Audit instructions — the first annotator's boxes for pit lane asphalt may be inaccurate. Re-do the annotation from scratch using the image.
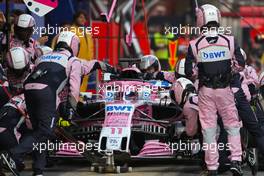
[3,159,264,176]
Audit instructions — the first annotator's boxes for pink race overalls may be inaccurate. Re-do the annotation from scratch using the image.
[185,31,244,170]
[10,49,82,173]
[58,59,115,118]
[0,94,31,150]
[240,65,259,102]
[6,68,31,96]
[58,59,114,104]
[155,71,199,137]
[7,37,38,96]
[182,94,199,137]
[151,71,199,137]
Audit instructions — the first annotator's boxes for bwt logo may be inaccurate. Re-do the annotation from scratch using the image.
[41,55,62,60]
[106,105,133,112]
[202,51,225,59]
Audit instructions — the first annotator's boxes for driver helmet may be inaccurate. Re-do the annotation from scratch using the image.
[140,55,161,73]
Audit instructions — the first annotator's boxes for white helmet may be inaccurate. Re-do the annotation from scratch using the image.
[7,47,30,70]
[175,58,186,76]
[259,71,264,98]
[259,71,264,87]
[172,77,195,106]
[15,14,36,28]
[140,55,161,72]
[14,14,35,41]
[240,48,247,61]
[35,46,53,57]
[56,31,80,57]
[196,4,221,28]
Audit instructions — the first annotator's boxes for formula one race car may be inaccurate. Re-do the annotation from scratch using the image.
[49,59,202,173]
[49,59,262,174]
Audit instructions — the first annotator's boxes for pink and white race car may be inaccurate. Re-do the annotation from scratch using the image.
[50,60,201,173]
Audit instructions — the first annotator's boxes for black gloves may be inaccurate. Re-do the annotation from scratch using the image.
[142,72,165,80]
[58,101,74,120]
[155,72,165,80]
[143,73,154,80]
[104,63,120,75]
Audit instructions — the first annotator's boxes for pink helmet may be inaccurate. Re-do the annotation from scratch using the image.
[7,47,30,70]
[56,31,80,57]
[196,4,221,28]
[172,77,195,106]
[140,55,161,72]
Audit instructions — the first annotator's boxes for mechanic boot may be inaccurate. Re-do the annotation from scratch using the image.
[200,170,217,176]
[0,151,19,176]
[32,169,43,176]
[246,148,258,176]
[0,160,5,176]
[230,161,243,176]
[0,164,6,176]
[33,173,43,176]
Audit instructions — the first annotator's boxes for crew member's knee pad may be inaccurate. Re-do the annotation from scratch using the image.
[224,126,240,137]
[202,127,217,144]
